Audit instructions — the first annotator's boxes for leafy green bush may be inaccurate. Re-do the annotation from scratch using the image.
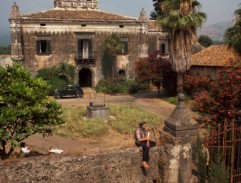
[208,154,229,183]
[36,63,76,95]
[0,63,64,159]
[96,77,149,94]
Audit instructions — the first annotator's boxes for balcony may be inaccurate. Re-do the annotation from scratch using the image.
[75,51,96,65]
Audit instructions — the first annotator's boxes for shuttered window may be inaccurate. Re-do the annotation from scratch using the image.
[36,40,51,54]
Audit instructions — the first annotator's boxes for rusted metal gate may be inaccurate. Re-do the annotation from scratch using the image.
[206,120,241,183]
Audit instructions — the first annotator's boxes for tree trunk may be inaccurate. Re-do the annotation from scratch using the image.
[177,72,183,94]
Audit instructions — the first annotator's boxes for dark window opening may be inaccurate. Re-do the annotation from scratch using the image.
[160,43,165,54]
[40,23,46,26]
[36,40,51,54]
[119,70,125,76]
[81,24,87,27]
[119,25,124,28]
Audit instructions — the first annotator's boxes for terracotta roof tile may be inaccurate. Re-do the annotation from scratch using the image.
[148,20,161,30]
[192,45,241,67]
[22,9,137,21]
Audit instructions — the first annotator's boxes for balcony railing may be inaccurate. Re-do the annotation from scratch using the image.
[75,51,96,65]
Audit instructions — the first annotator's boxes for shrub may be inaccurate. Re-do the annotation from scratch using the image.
[0,63,64,159]
[36,63,76,95]
[183,74,211,97]
[208,154,229,183]
[192,67,241,130]
[95,77,149,94]
[135,51,177,95]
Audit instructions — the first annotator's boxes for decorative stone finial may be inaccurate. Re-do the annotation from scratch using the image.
[138,8,148,22]
[9,2,21,20]
[164,93,199,137]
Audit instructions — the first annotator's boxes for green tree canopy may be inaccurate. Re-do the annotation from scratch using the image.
[0,63,64,159]
[150,0,164,20]
[224,4,241,55]
[157,0,206,93]
[198,35,213,47]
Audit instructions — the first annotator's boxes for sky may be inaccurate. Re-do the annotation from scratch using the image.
[0,0,240,32]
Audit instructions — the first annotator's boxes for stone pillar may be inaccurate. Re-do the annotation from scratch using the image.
[138,8,148,58]
[159,93,199,183]
[9,2,23,61]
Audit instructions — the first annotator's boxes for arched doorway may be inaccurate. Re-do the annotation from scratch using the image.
[79,68,92,87]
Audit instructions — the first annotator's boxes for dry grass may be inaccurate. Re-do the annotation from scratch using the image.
[54,105,163,138]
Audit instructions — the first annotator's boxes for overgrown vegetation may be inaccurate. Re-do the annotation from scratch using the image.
[0,45,11,55]
[183,74,211,97]
[36,63,76,95]
[95,77,150,94]
[55,106,108,138]
[192,67,241,130]
[208,154,230,183]
[135,51,177,96]
[0,63,64,159]
[109,105,161,134]
[54,105,162,138]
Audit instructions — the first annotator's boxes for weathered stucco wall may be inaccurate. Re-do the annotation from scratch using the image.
[0,147,160,183]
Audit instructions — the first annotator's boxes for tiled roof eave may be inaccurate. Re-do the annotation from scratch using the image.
[21,17,138,24]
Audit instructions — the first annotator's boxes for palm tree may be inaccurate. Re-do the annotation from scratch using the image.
[157,0,206,93]
[103,34,123,79]
[224,4,241,55]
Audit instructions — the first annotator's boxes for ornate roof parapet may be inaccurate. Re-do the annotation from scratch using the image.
[138,8,148,22]
[54,0,99,10]
[9,2,21,20]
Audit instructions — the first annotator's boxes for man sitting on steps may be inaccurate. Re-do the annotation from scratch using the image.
[135,121,156,169]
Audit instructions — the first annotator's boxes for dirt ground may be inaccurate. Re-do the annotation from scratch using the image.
[22,91,176,156]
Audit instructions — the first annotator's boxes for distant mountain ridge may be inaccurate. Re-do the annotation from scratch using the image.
[0,32,10,46]
[197,20,233,41]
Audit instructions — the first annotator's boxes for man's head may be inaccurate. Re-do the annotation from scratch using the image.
[139,121,147,129]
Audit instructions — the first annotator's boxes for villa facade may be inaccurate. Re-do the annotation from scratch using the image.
[9,0,168,87]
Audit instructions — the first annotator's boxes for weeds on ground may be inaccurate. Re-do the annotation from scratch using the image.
[54,106,108,138]
[164,95,191,105]
[54,105,162,138]
[109,105,162,134]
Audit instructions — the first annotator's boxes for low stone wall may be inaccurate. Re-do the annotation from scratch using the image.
[0,147,160,183]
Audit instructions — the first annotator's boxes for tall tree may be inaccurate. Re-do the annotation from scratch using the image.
[103,34,123,78]
[0,63,64,159]
[150,0,164,20]
[198,35,213,47]
[224,4,241,55]
[157,0,206,93]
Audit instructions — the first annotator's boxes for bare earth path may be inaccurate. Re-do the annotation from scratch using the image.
[23,92,176,156]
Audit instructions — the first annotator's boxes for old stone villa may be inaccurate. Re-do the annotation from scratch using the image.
[9,0,168,87]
